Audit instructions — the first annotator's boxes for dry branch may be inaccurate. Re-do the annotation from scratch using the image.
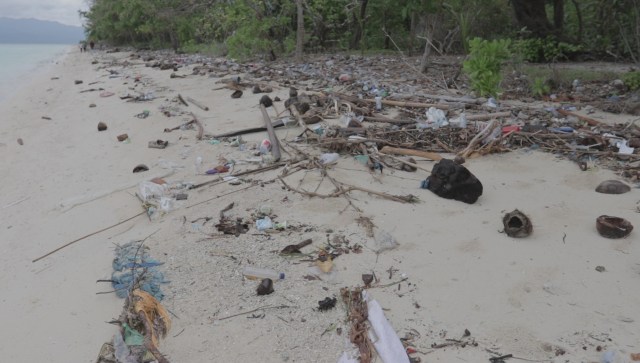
[190,112,204,140]
[278,176,417,203]
[370,98,450,109]
[363,116,415,124]
[186,96,209,111]
[32,211,146,263]
[380,146,443,160]
[458,120,498,158]
[466,112,512,120]
[557,109,602,126]
[177,93,188,106]
[377,152,432,173]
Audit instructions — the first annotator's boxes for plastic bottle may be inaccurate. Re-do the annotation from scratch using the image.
[194,156,203,175]
[243,266,285,280]
[375,96,382,111]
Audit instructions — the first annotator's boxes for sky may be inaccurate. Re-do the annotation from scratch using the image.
[0,0,88,27]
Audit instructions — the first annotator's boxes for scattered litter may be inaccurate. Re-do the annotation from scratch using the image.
[320,153,340,165]
[425,107,448,128]
[97,122,107,131]
[110,241,167,300]
[364,291,411,363]
[318,297,337,311]
[280,238,312,254]
[243,265,285,280]
[205,165,229,174]
[135,110,150,118]
[148,140,168,149]
[316,254,334,273]
[256,216,273,231]
[117,133,129,142]
[372,229,398,253]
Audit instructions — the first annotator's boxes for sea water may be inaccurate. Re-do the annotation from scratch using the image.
[0,44,71,101]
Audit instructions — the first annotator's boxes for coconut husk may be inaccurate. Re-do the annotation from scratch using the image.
[132,289,171,348]
[503,209,533,238]
[595,180,631,194]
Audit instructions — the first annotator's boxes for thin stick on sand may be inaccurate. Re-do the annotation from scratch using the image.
[32,211,146,263]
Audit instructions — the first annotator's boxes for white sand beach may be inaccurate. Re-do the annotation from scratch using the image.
[0,48,638,363]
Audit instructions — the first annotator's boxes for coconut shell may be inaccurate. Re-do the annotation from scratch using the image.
[259,95,273,107]
[231,90,243,99]
[595,180,631,194]
[596,215,633,238]
[132,164,149,173]
[503,209,533,238]
[257,278,274,295]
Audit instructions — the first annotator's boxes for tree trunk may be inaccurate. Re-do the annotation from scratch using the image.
[553,0,564,36]
[295,0,304,61]
[571,0,583,43]
[351,0,369,49]
[510,0,553,38]
[419,18,434,73]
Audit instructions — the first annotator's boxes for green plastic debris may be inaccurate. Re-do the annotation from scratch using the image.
[123,323,144,346]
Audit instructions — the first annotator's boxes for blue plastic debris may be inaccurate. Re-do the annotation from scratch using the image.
[111,241,168,300]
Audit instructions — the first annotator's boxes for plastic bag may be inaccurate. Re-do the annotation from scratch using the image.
[256,216,273,231]
[372,229,398,252]
[320,153,340,165]
[426,107,448,128]
[138,181,166,202]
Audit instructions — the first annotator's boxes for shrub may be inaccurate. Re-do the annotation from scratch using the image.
[463,37,512,97]
[623,72,640,90]
[530,77,551,97]
[512,37,582,63]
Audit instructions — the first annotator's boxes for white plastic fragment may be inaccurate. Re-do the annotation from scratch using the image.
[364,291,410,363]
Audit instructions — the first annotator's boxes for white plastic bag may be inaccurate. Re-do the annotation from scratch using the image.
[320,153,340,165]
[426,107,448,128]
[138,181,166,202]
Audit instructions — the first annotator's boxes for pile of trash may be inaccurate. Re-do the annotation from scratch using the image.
[111,241,167,300]
[96,242,171,363]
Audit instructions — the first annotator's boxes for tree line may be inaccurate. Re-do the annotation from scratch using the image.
[81,0,640,63]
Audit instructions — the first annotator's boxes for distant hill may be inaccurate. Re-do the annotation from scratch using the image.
[0,17,84,44]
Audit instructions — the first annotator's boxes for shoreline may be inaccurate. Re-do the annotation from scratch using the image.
[0,44,74,102]
[0,48,638,362]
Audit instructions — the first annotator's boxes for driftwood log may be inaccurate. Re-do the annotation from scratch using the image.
[259,104,282,161]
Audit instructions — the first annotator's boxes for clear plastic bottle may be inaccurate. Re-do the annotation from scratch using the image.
[243,266,285,281]
[194,156,203,175]
[375,96,382,111]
